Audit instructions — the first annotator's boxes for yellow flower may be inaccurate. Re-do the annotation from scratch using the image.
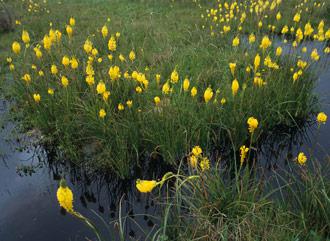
[108,36,117,51]
[221,97,226,105]
[247,117,258,133]
[189,155,198,168]
[61,76,69,88]
[254,54,260,72]
[99,108,106,118]
[311,49,319,61]
[66,25,73,38]
[34,47,42,59]
[204,87,213,103]
[260,36,272,50]
[302,47,307,53]
[293,13,301,23]
[232,36,240,47]
[86,75,95,86]
[83,39,93,54]
[103,91,110,101]
[70,57,78,69]
[92,48,98,56]
[22,74,31,84]
[69,17,75,26]
[116,32,121,38]
[171,69,179,83]
[33,93,41,103]
[136,86,142,93]
[43,35,52,51]
[276,12,281,21]
[118,103,125,111]
[183,77,190,92]
[12,41,21,54]
[275,47,282,56]
[240,145,249,166]
[317,112,327,124]
[162,82,171,94]
[297,152,307,165]
[192,146,202,156]
[248,33,256,44]
[281,25,289,34]
[129,51,136,61]
[229,63,236,76]
[96,81,106,94]
[101,25,108,38]
[200,157,210,171]
[191,86,197,97]
[62,56,70,67]
[22,30,30,44]
[126,100,133,108]
[57,179,74,212]
[231,79,239,96]
[155,74,161,84]
[136,180,158,193]
[154,96,161,106]
[48,88,54,95]
[304,22,314,36]
[108,66,120,81]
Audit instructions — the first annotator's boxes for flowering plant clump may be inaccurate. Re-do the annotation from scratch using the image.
[4,0,329,177]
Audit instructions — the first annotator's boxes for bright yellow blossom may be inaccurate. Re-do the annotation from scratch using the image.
[136,180,158,193]
[56,180,74,212]
[33,93,41,103]
[204,87,213,103]
[297,152,307,165]
[317,112,327,124]
[232,79,239,96]
[61,76,69,88]
[12,41,21,54]
[247,117,258,133]
[99,109,106,118]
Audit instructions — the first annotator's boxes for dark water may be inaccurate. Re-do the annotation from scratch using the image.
[0,101,163,241]
[0,40,329,241]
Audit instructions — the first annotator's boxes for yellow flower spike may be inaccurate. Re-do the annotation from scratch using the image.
[22,30,30,44]
[229,62,236,76]
[126,100,133,108]
[171,69,179,83]
[129,51,136,61]
[247,117,258,133]
[96,81,106,94]
[22,74,31,84]
[240,145,249,166]
[204,87,213,103]
[311,49,320,61]
[70,57,78,69]
[297,152,307,166]
[317,112,327,124]
[248,33,255,44]
[33,93,41,103]
[192,145,202,156]
[101,25,108,38]
[154,96,161,106]
[86,75,95,86]
[260,36,272,50]
[108,66,120,81]
[62,56,70,67]
[162,82,171,94]
[118,103,125,111]
[61,76,69,88]
[136,179,158,193]
[232,36,240,47]
[102,91,110,101]
[99,109,106,118]
[199,157,210,171]
[108,36,117,51]
[66,25,73,38]
[48,88,54,95]
[191,86,197,97]
[69,17,75,26]
[83,39,93,54]
[293,13,301,23]
[183,77,190,92]
[254,54,260,72]
[189,155,198,168]
[231,79,239,96]
[56,179,74,213]
[275,47,282,56]
[12,41,21,54]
